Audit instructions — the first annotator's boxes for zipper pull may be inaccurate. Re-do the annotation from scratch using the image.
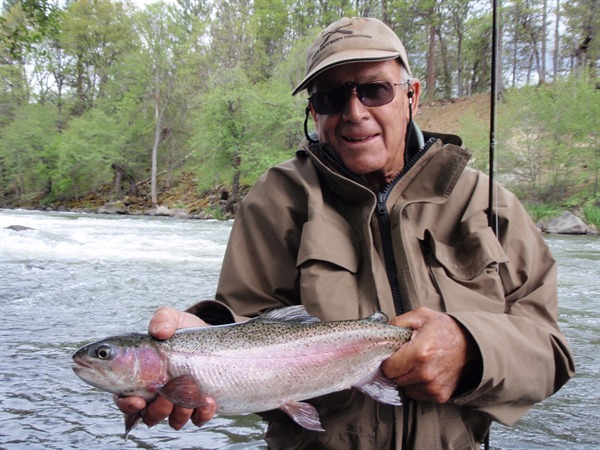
[376,192,387,216]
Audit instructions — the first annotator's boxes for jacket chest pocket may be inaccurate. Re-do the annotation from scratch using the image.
[296,220,361,320]
[421,228,509,313]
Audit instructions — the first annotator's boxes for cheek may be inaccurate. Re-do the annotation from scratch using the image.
[315,116,337,139]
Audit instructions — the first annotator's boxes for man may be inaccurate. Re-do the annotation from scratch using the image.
[117,17,574,449]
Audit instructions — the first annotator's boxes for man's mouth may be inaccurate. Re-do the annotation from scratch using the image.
[343,134,377,142]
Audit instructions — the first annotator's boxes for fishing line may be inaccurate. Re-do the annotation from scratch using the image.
[484,1,501,449]
[488,0,500,238]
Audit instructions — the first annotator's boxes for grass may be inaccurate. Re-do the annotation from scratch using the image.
[583,203,600,229]
[525,204,563,224]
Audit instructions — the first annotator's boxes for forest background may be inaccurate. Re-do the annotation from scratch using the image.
[1,0,598,224]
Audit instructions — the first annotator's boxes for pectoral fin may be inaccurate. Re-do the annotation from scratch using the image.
[157,375,208,409]
[279,400,324,431]
[354,368,402,406]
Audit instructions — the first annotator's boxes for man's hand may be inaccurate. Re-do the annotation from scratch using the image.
[381,307,479,403]
[115,306,217,430]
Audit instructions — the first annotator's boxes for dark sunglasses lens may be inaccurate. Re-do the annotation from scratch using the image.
[358,82,395,107]
[311,87,348,114]
[311,82,396,114]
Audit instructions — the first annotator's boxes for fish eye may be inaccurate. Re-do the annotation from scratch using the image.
[95,344,114,360]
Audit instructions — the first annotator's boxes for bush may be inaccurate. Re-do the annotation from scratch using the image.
[583,203,600,229]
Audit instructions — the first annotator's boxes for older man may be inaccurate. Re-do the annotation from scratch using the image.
[117,17,574,449]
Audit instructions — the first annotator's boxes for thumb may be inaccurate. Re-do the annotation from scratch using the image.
[149,306,207,340]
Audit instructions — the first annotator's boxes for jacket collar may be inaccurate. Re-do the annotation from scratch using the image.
[296,131,470,206]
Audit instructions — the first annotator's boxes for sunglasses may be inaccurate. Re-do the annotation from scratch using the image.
[309,81,406,115]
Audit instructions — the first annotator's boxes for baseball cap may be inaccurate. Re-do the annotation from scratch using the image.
[292,17,411,96]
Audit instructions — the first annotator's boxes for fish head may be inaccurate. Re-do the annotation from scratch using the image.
[72,334,167,400]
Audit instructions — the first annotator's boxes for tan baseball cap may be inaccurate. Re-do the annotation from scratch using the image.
[292,17,411,96]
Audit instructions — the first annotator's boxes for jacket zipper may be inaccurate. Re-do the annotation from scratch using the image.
[375,138,436,315]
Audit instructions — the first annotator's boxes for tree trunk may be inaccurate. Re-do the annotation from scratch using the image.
[426,20,436,99]
[151,94,162,207]
[540,0,547,83]
[227,151,241,214]
[553,0,560,80]
[111,163,139,197]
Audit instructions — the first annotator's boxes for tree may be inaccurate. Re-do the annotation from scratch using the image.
[562,0,599,75]
[60,0,135,115]
[0,103,59,198]
[443,0,475,97]
[135,3,186,207]
[53,108,124,199]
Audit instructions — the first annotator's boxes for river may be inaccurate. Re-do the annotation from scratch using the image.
[0,209,598,450]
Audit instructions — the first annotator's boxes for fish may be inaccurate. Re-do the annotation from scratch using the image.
[72,305,412,435]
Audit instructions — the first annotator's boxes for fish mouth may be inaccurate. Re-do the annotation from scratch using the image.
[73,359,91,369]
[72,358,93,375]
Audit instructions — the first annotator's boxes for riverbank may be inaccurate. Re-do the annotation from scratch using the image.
[2,176,597,235]
[2,94,597,232]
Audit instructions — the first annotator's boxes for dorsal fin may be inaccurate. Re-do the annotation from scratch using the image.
[250,305,321,325]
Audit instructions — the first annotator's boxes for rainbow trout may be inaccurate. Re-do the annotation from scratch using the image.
[72,305,412,434]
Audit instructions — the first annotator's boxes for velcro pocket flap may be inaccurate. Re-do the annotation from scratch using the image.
[297,220,359,273]
[428,228,509,280]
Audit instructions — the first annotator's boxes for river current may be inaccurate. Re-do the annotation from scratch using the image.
[0,209,598,449]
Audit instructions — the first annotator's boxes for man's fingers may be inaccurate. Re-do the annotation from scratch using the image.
[168,406,195,430]
[114,395,146,415]
[191,398,217,427]
[142,396,174,427]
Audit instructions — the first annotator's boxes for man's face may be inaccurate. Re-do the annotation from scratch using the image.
[310,60,420,189]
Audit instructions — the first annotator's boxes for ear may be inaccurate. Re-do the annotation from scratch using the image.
[406,78,422,118]
[308,103,318,125]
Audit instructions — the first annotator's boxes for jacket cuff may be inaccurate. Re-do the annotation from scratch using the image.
[185,300,236,325]
[447,313,484,399]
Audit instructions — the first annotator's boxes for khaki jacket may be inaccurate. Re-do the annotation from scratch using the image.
[192,134,574,449]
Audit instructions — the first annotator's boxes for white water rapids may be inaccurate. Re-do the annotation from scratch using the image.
[0,209,598,449]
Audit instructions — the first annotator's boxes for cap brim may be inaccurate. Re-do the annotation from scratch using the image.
[292,49,402,96]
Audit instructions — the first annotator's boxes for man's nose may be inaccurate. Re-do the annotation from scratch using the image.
[342,90,369,121]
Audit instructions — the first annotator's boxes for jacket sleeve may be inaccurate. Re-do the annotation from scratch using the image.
[448,186,575,426]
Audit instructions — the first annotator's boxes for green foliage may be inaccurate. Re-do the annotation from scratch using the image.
[1,0,598,211]
[204,205,226,220]
[496,74,599,203]
[0,103,60,197]
[524,204,563,223]
[583,203,600,229]
[52,109,125,199]
[190,62,303,193]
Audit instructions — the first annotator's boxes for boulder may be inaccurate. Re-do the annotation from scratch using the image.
[146,205,173,217]
[6,225,35,231]
[545,211,588,234]
[98,200,128,214]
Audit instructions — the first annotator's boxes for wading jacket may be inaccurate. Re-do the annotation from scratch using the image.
[191,131,575,450]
